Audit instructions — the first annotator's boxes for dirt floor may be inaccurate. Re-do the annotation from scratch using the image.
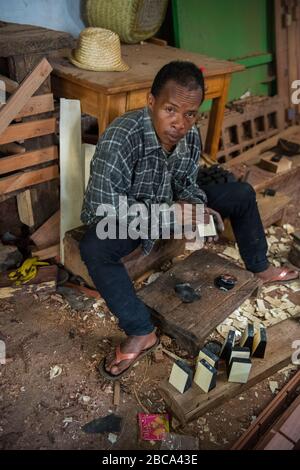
[0,201,299,450]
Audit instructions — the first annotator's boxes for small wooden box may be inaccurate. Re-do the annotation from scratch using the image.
[259,152,292,173]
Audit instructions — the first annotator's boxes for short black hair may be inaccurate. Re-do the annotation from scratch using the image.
[151,61,205,101]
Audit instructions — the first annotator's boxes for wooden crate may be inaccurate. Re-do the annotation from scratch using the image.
[0,58,59,199]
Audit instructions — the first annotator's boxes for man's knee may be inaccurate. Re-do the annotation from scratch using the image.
[79,228,111,264]
[235,182,256,205]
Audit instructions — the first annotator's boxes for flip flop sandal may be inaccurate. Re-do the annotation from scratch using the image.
[98,338,160,381]
[262,267,299,285]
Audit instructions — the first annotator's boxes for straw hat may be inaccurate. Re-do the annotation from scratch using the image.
[70,27,129,72]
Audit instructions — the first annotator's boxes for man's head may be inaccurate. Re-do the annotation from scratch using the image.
[148,61,204,152]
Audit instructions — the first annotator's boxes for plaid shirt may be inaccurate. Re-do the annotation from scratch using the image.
[81,107,207,255]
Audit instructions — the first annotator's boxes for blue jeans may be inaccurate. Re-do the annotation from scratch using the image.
[80,182,268,336]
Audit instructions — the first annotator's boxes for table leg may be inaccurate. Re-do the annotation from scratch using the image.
[97,93,127,136]
[205,74,231,161]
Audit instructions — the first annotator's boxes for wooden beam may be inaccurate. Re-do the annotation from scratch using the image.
[0,117,56,145]
[0,146,58,175]
[17,190,35,227]
[30,210,60,249]
[0,164,59,195]
[0,58,52,136]
[13,93,54,119]
[158,319,300,425]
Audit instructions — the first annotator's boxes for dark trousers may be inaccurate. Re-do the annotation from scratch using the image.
[80,182,268,336]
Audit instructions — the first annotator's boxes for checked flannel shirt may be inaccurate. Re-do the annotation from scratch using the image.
[81,107,207,255]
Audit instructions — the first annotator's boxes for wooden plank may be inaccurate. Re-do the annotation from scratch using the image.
[31,243,60,260]
[59,98,83,264]
[0,164,59,195]
[256,431,294,450]
[232,370,300,449]
[158,319,300,425]
[17,190,35,227]
[0,58,53,136]
[30,210,60,249]
[138,250,260,355]
[0,74,18,94]
[13,94,54,119]
[0,117,56,145]
[0,146,58,175]
[272,393,300,444]
[274,0,289,109]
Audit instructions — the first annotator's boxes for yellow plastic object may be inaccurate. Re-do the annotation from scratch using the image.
[8,257,49,285]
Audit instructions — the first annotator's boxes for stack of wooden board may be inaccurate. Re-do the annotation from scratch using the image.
[0,58,60,259]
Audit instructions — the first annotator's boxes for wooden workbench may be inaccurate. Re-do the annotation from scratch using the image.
[50,42,244,160]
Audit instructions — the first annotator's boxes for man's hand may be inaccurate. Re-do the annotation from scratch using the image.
[176,201,209,226]
[204,206,224,242]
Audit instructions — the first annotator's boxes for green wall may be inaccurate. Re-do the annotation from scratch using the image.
[173,0,274,110]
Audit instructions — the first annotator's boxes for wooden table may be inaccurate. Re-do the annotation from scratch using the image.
[50,43,244,160]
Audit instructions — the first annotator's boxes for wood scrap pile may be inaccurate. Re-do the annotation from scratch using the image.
[216,224,300,338]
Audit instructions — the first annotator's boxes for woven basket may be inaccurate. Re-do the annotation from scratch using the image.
[85,0,168,44]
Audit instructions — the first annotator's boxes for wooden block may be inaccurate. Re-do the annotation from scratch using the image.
[198,215,217,238]
[194,358,217,393]
[259,154,292,173]
[168,360,193,394]
[0,146,58,176]
[14,93,54,119]
[31,243,60,260]
[228,346,250,364]
[252,326,267,358]
[0,117,56,145]
[30,210,60,249]
[220,329,235,361]
[227,357,252,383]
[0,58,52,136]
[197,346,219,368]
[240,323,254,351]
[17,190,35,227]
[113,381,120,407]
[158,319,300,425]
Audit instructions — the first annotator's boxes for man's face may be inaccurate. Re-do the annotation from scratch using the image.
[148,80,203,152]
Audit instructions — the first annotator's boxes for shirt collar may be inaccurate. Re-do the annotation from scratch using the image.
[143,107,188,157]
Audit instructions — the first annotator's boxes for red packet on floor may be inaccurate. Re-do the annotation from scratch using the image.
[138,413,170,441]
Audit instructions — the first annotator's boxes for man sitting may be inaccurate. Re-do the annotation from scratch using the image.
[80,61,298,380]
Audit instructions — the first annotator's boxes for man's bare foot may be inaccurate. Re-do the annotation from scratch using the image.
[105,331,158,376]
[256,265,299,284]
